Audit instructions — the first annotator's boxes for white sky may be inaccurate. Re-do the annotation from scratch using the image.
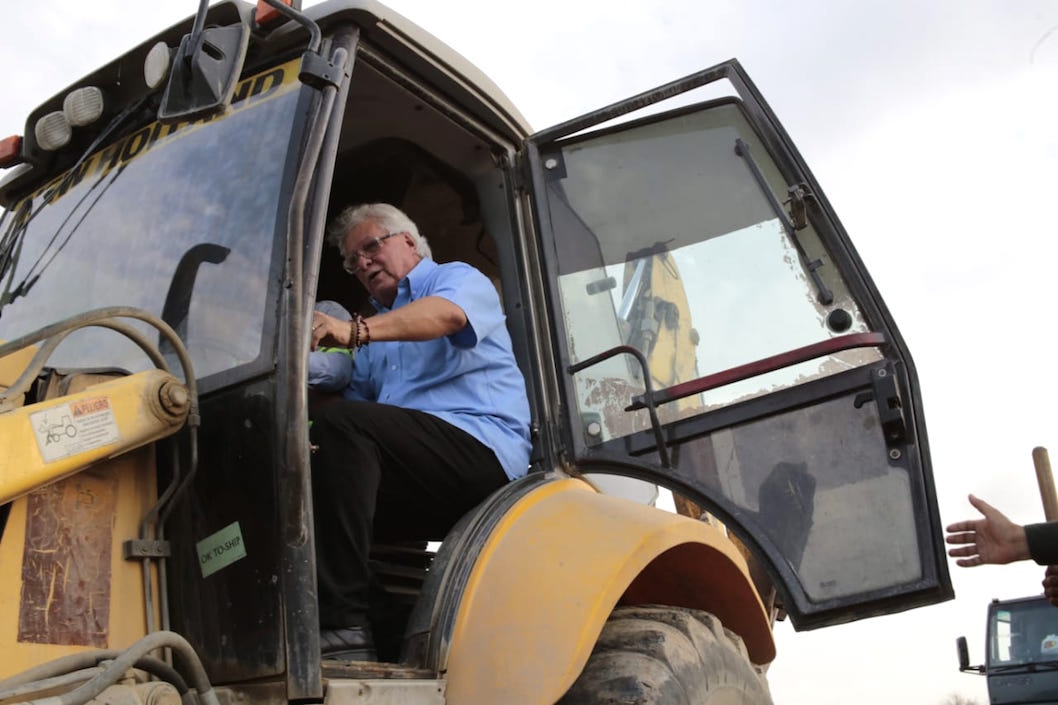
[5,1,1058,703]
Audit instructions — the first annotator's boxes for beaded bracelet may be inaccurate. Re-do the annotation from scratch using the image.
[349,314,370,349]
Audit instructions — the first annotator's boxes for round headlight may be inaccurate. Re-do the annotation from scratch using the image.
[145,42,173,90]
[63,87,105,127]
[35,111,72,151]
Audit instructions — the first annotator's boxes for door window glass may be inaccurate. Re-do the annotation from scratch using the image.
[673,391,922,602]
[542,102,879,443]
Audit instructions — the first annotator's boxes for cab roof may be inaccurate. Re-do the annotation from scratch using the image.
[1,0,532,204]
[305,0,532,141]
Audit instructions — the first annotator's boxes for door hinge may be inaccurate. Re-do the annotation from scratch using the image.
[786,183,816,230]
[512,152,530,194]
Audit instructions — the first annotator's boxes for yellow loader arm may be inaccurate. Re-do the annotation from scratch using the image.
[1,347,191,677]
[0,368,190,505]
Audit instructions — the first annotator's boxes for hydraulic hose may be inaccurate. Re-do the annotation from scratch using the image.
[8,632,213,705]
[0,307,196,410]
[0,655,188,700]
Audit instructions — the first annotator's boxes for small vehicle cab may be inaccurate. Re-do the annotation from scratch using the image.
[0,1,952,703]
[958,595,1058,704]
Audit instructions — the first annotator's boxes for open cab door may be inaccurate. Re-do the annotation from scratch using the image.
[524,60,952,628]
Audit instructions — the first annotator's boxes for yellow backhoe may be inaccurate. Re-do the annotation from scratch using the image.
[0,1,952,703]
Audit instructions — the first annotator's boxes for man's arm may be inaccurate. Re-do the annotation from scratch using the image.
[312,296,467,350]
[945,494,1031,566]
[1026,522,1058,565]
[363,296,467,342]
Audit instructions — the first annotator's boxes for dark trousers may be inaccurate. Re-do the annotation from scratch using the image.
[309,400,508,628]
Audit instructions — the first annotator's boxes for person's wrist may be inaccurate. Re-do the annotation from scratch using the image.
[1013,525,1031,561]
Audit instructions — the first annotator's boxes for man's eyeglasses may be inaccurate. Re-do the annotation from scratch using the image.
[342,232,403,274]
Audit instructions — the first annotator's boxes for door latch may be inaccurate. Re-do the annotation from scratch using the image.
[853,365,910,450]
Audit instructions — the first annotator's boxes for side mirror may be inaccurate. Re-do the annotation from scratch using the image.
[956,636,970,671]
[159,23,250,123]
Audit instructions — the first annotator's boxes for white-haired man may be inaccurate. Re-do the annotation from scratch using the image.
[309,203,532,660]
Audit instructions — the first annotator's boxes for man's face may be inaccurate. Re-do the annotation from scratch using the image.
[342,219,421,307]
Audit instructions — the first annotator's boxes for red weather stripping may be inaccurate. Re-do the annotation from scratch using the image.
[625,331,888,411]
[0,135,23,168]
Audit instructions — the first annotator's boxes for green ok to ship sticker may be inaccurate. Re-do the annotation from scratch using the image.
[196,522,247,577]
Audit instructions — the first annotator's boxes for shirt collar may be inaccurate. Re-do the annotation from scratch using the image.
[369,257,435,312]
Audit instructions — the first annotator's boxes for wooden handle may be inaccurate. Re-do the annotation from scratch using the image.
[1032,446,1058,522]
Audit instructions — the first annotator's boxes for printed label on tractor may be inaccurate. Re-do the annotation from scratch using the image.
[30,397,120,462]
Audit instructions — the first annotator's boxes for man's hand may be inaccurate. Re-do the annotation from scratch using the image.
[945,494,1031,567]
[312,311,351,350]
[1044,565,1058,607]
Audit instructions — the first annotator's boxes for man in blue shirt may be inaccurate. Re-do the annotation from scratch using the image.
[309,203,532,660]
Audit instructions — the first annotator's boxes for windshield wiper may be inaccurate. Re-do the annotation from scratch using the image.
[734,138,833,305]
[0,164,128,315]
[0,205,28,310]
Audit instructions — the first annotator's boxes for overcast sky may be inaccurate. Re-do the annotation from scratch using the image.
[5,1,1058,703]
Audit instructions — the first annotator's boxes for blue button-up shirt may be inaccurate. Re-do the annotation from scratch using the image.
[343,259,532,480]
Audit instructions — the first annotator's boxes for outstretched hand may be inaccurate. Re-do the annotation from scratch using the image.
[945,494,1031,567]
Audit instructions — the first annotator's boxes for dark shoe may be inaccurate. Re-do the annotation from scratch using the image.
[320,625,377,661]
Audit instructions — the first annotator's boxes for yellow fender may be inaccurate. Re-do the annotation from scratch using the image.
[445,477,775,705]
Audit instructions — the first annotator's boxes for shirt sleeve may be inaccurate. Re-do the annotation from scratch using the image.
[1026,522,1058,565]
[308,348,353,391]
[424,263,505,349]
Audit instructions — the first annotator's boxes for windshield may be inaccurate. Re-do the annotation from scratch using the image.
[989,599,1058,668]
[0,59,302,386]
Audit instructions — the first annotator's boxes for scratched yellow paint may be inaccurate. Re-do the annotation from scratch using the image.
[0,447,162,677]
[0,371,177,678]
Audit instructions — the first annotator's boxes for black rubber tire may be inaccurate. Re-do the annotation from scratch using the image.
[557,605,772,705]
